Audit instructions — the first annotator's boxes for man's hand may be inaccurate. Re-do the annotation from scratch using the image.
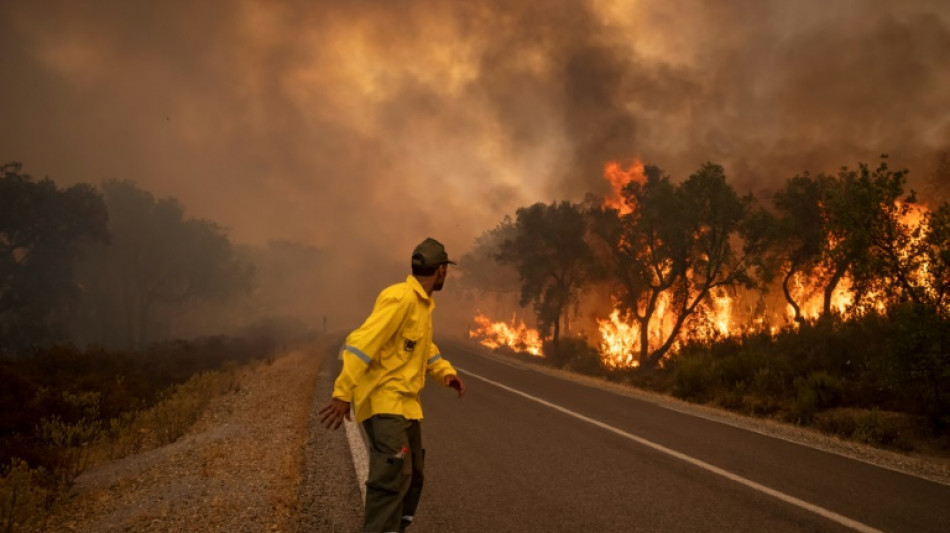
[318,398,351,430]
[444,374,466,398]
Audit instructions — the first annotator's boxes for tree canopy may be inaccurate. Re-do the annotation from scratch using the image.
[498,201,595,351]
[591,163,755,368]
[72,180,253,347]
[0,163,109,352]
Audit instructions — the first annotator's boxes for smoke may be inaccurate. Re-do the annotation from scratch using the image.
[2,0,949,330]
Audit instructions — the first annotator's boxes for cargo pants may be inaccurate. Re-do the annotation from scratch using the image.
[362,414,424,533]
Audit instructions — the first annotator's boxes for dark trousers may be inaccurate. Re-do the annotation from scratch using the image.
[362,414,424,533]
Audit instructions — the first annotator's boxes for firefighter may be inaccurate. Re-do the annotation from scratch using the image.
[319,237,466,533]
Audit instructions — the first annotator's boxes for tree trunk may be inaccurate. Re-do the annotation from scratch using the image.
[782,267,804,324]
[823,262,848,318]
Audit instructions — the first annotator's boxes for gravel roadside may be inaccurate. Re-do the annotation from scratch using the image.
[294,339,363,533]
[35,346,329,533]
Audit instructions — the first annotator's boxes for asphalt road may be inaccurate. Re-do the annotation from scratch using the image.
[317,338,950,533]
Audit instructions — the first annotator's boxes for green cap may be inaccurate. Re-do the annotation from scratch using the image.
[411,238,456,268]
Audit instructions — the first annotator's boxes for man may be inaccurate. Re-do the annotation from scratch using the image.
[319,237,466,533]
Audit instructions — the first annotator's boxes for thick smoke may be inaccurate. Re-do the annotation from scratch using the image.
[1,0,948,331]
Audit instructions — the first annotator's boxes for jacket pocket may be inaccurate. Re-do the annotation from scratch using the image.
[366,450,410,493]
[400,329,424,357]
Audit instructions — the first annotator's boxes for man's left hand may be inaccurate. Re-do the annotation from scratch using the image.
[444,374,466,398]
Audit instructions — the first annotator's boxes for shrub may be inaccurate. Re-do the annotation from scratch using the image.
[789,371,843,424]
[542,338,605,375]
[0,458,51,533]
[561,338,605,376]
[815,408,918,451]
[670,353,716,402]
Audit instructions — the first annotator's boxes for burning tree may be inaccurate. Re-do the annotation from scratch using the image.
[591,163,756,369]
[760,158,926,321]
[917,204,950,314]
[498,201,596,353]
[759,172,832,323]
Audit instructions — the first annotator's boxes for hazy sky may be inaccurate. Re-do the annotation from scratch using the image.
[2,0,949,311]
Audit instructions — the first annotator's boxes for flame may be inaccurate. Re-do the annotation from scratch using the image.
[787,271,853,320]
[469,313,543,356]
[597,309,640,368]
[603,159,645,215]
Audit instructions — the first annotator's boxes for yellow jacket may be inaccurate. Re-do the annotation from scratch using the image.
[332,275,457,423]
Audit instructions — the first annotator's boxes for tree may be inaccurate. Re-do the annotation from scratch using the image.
[592,163,755,368]
[498,202,595,352]
[763,158,917,321]
[766,173,835,323]
[457,217,520,300]
[820,159,912,315]
[917,203,950,315]
[0,163,109,352]
[72,180,253,347]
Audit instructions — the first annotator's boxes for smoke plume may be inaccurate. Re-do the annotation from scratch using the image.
[2,0,948,330]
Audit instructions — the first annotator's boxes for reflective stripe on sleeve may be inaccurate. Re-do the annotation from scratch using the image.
[427,353,442,365]
[345,345,372,364]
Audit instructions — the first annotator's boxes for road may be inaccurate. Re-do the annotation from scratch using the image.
[316,338,950,533]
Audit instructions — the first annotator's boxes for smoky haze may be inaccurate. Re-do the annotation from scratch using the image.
[2,0,949,334]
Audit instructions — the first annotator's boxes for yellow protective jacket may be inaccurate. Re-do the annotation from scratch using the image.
[332,275,458,423]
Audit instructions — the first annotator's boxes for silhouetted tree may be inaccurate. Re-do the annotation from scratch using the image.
[766,173,834,323]
[918,203,950,314]
[499,202,595,352]
[0,163,109,352]
[592,163,755,368]
[821,159,912,314]
[761,158,918,320]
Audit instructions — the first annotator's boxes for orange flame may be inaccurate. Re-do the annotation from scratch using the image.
[597,309,640,368]
[469,313,543,356]
[603,159,645,215]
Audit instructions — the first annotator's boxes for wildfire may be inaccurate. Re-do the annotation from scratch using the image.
[476,159,939,371]
[603,159,645,215]
[469,313,543,356]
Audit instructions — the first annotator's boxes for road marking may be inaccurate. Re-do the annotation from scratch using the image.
[343,412,368,502]
[457,366,885,533]
[455,344,530,369]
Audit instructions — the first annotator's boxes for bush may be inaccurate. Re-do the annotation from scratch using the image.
[815,408,918,451]
[542,338,605,375]
[670,353,716,402]
[0,458,52,533]
[789,371,843,424]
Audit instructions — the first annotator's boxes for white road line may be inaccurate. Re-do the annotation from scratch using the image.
[455,344,530,369]
[343,413,368,502]
[457,366,885,533]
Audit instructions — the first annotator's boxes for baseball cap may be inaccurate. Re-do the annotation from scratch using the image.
[411,238,456,268]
